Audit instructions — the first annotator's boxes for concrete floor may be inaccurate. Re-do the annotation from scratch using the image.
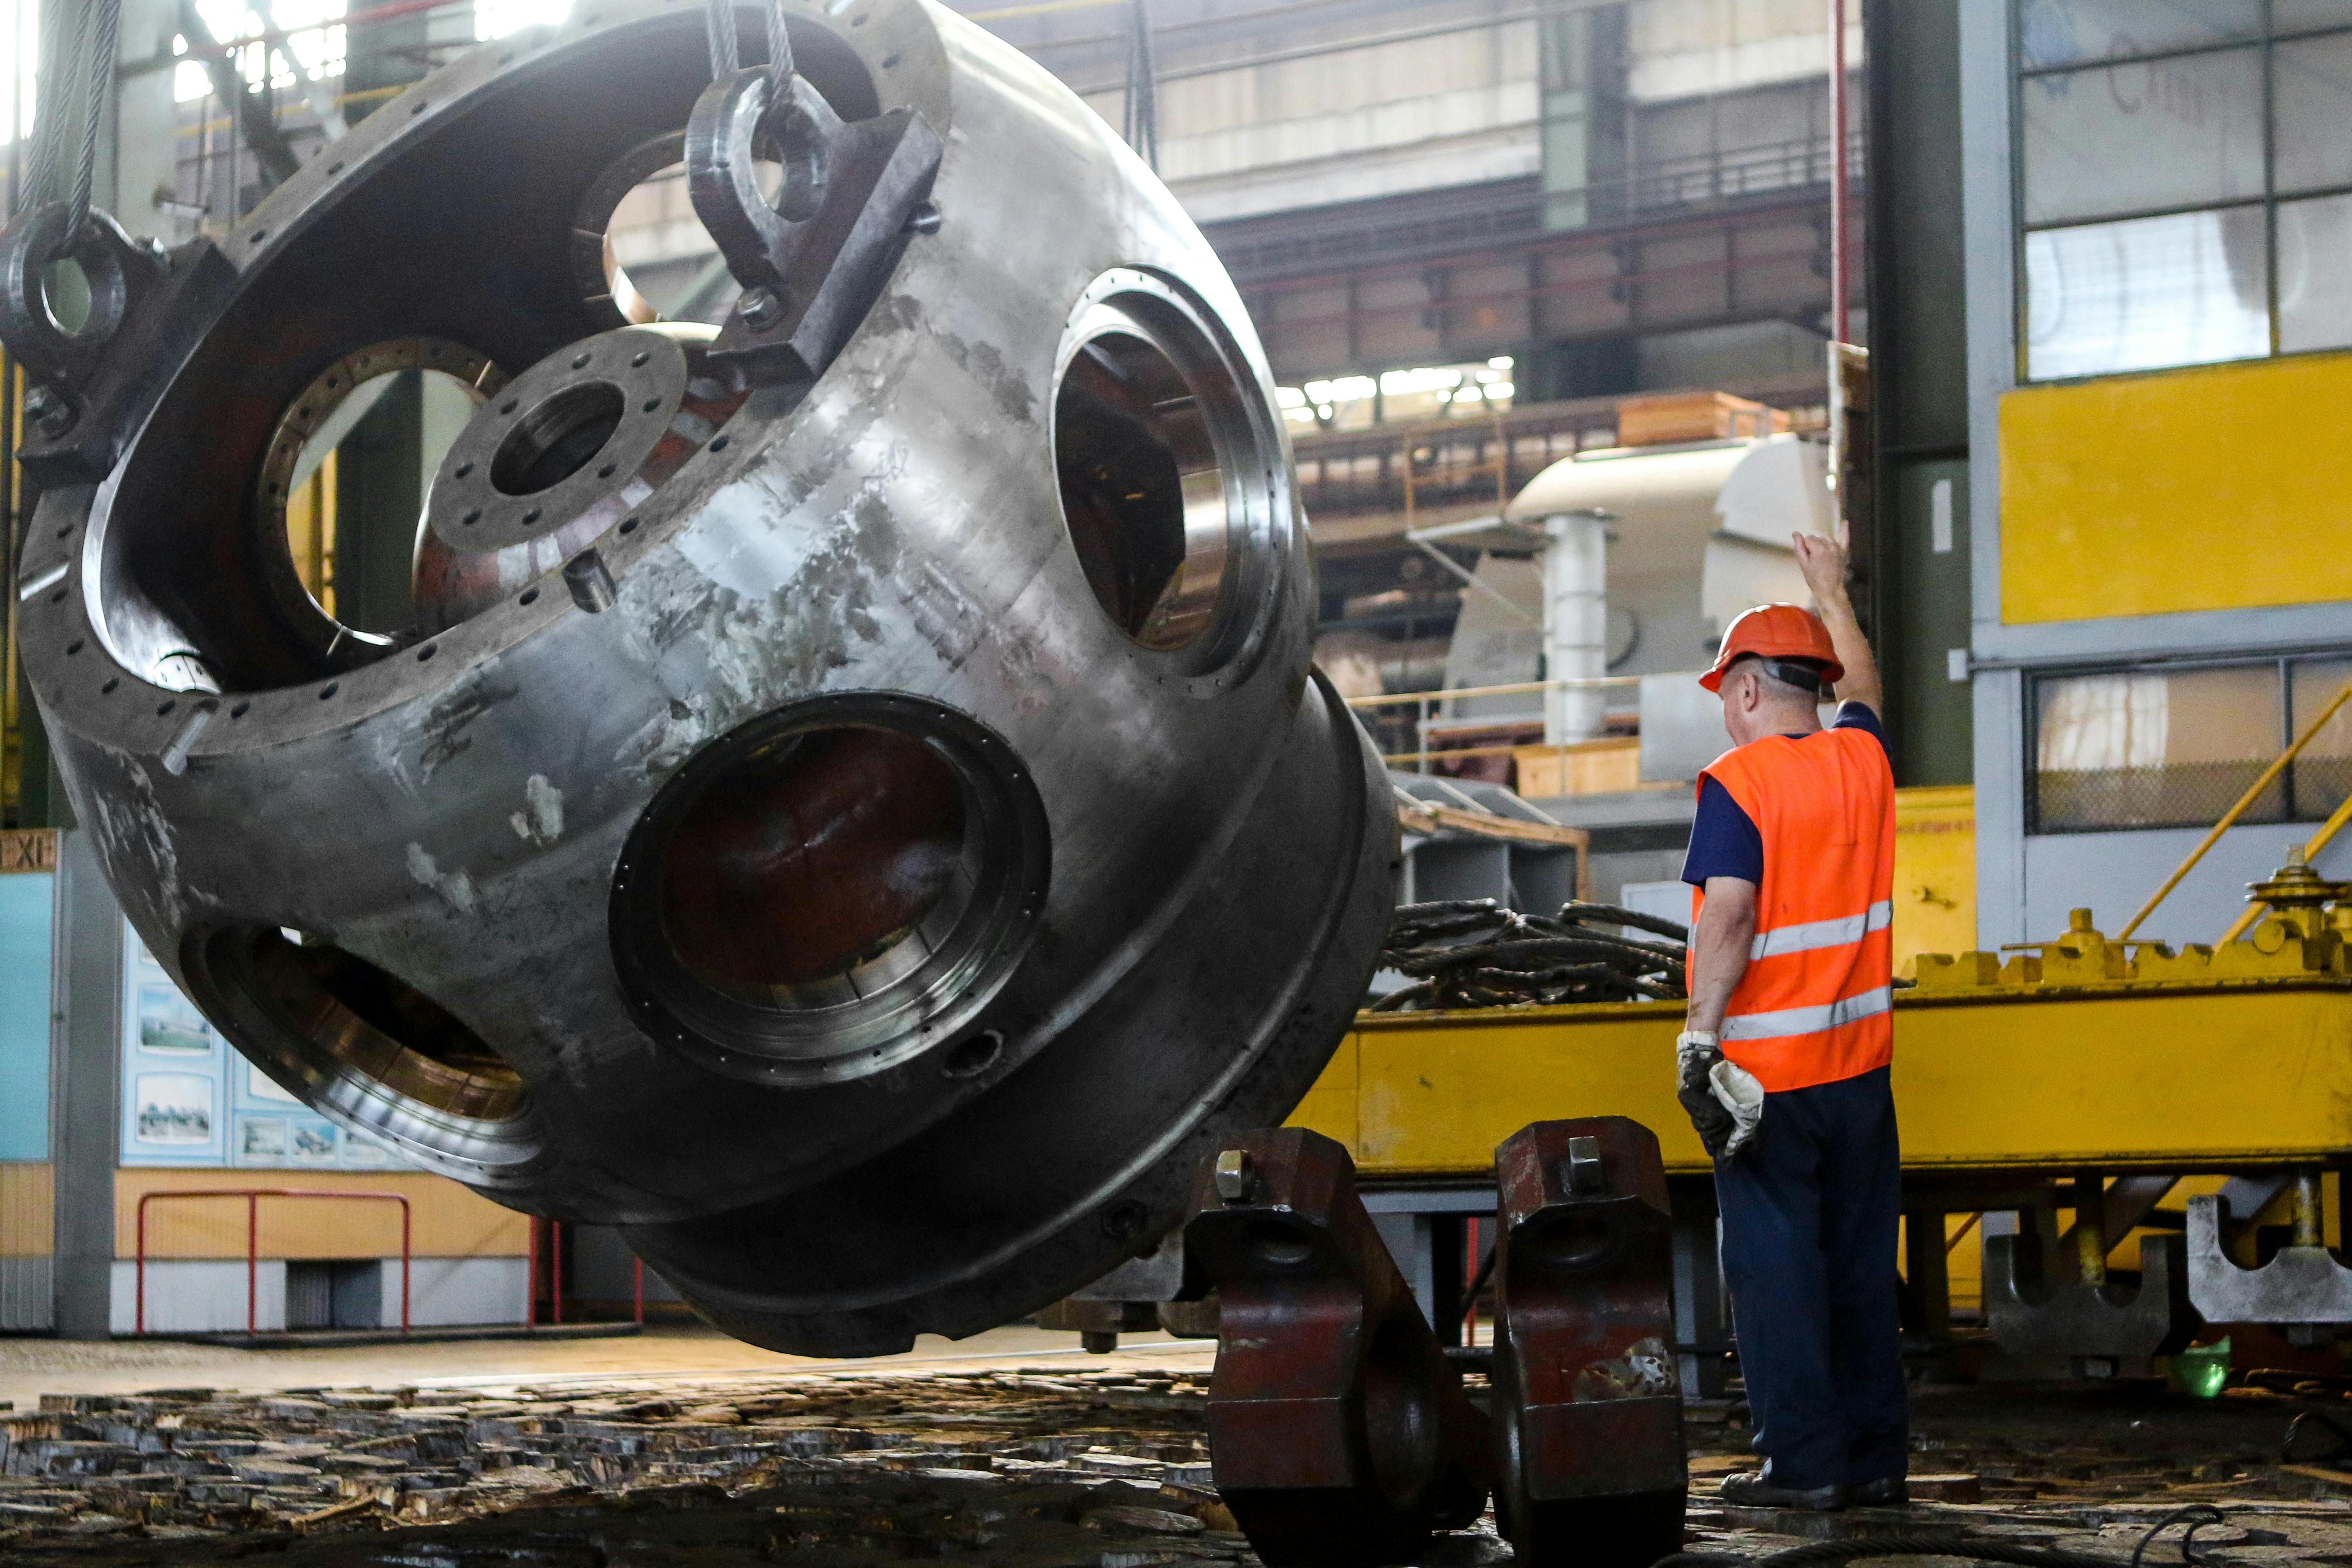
[0,1322,1211,1414]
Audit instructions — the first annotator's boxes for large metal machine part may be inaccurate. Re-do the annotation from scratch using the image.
[1185,1128,1490,1568]
[1490,1119,1685,1568]
[0,0,1394,1355]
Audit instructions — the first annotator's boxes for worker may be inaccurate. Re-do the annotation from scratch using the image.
[1675,531,1904,1512]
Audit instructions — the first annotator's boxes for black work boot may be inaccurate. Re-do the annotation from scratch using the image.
[1851,1476,1909,1507]
[1719,1467,1848,1511]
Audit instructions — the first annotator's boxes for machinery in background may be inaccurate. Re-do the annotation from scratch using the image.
[0,0,1394,1355]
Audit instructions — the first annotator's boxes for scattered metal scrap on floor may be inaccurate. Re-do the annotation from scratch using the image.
[0,1365,1227,1556]
[15,1367,2352,1563]
[1374,900,1689,1011]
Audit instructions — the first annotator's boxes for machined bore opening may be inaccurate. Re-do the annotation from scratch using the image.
[610,695,1051,1084]
[1055,327,1233,651]
[250,340,502,671]
[249,929,523,1120]
[658,724,971,997]
[492,382,628,495]
[40,254,94,336]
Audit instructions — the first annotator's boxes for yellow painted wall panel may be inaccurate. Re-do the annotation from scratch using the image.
[1999,353,2352,623]
[115,1169,529,1260]
[0,1162,52,1257]
[1894,786,1975,978]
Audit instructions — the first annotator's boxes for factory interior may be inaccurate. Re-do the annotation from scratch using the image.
[3,0,2352,1561]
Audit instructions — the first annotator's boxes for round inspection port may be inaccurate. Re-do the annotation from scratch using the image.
[610,695,1051,1086]
[1052,278,1278,668]
[251,338,503,663]
[1056,331,1230,651]
[659,725,967,994]
[491,382,628,495]
[184,926,534,1167]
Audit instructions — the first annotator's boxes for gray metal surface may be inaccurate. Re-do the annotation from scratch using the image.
[2186,1195,2352,1326]
[0,0,1393,1355]
[1983,1233,2193,1379]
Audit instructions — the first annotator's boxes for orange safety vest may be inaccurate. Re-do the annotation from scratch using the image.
[1689,726,1896,1093]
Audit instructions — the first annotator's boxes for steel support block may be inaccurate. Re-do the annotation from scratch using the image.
[1984,1231,2193,1379]
[1491,1118,1686,1568]
[2187,1194,2352,1326]
[1185,1128,1491,1568]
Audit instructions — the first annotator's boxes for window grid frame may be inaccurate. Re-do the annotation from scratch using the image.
[2024,651,2352,836]
[2010,2,2352,383]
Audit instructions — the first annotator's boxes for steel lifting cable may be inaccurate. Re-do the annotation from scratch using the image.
[702,0,795,94]
[703,0,740,79]
[68,0,123,247]
[702,0,795,80]
[1652,1504,2229,1568]
[25,0,122,254]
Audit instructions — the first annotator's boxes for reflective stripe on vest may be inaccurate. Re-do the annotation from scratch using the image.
[1695,723,1897,1093]
[1749,899,1893,960]
[1721,984,1892,1043]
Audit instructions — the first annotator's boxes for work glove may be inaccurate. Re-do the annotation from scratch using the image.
[1677,1030,1766,1161]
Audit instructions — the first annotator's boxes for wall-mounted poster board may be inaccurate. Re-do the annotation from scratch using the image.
[118,921,404,1171]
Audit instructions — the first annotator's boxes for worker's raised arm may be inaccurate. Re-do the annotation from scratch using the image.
[1792,531,1883,716]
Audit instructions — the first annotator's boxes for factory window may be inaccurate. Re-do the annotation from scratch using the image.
[2031,656,2352,832]
[2015,1,2352,379]
[173,0,345,103]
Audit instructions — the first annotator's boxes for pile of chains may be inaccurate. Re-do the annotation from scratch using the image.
[1370,898,1689,1012]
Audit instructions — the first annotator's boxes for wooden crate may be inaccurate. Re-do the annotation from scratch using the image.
[1615,390,1790,448]
[1512,737,1642,798]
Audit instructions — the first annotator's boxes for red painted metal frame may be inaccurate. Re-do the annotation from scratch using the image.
[1185,1127,1492,1567]
[133,1189,411,1337]
[1489,1119,1686,1568]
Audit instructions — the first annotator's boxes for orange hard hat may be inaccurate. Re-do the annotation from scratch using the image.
[1700,603,1842,692]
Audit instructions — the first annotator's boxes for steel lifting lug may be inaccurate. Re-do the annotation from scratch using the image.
[1491,1118,1687,1568]
[685,57,942,387]
[1184,1127,1492,1568]
[0,201,233,483]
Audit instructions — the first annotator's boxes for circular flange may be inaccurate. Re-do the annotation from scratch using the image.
[609,692,1051,1089]
[1051,268,1290,689]
[426,324,692,553]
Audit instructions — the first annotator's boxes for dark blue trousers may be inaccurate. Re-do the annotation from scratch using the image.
[1714,1064,1908,1491]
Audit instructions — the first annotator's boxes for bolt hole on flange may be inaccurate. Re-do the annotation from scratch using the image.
[940,1028,1002,1078]
[610,695,1051,1087]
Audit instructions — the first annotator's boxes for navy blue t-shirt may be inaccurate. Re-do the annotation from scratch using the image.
[1680,703,1889,888]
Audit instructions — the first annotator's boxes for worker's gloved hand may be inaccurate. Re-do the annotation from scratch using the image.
[1708,1056,1765,1160]
[1676,1030,1736,1157]
[1677,1030,1767,1161]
